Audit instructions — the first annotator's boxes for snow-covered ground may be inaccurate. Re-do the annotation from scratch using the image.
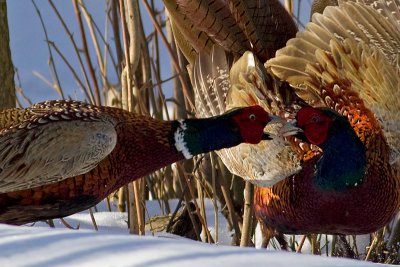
[0,199,392,267]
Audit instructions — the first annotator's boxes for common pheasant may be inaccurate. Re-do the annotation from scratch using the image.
[0,100,278,224]
[171,0,400,234]
[257,0,400,234]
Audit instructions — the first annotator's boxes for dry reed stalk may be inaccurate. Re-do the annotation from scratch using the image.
[72,0,101,105]
[197,177,207,241]
[133,180,146,235]
[240,181,254,247]
[285,0,294,14]
[179,164,215,243]
[48,0,95,103]
[210,153,219,243]
[119,0,145,235]
[127,183,139,234]
[78,0,111,91]
[14,70,33,107]
[220,177,241,245]
[141,0,194,110]
[31,0,64,99]
[47,41,91,97]
[176,164,201,240]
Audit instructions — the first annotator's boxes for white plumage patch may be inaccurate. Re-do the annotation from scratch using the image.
[174,120,193,159]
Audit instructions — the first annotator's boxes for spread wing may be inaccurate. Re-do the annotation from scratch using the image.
[267,0,400,166]
[193,46,302,186]
[0,100,117,192]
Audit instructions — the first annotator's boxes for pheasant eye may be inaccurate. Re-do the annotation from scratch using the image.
[249,114,256,120]
[309,115,320,123]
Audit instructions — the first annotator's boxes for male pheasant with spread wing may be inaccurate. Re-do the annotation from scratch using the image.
[169,0,400,234]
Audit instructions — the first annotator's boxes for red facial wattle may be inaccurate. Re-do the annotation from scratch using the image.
[233,105,270,144]
[304,123,329,145]
[297,107,332,146]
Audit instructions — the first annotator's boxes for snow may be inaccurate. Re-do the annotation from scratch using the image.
[0,200,393,267]
[0,224,383,267]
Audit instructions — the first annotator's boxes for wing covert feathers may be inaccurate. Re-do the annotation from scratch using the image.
[0,101,117,192]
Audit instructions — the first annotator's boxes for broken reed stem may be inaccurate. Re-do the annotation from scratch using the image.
[296,235,307,253]
[365,230,383,261]
[60,218,79,229]
[240,181,254,247]
[72,0,101,105]
[89,208,99,231]
[166,185,187,232]
[106,196,112,212]
[331,235,338,256]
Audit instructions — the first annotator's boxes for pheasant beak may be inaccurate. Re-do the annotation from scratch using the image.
[278,119,303,137]
[268,115,285,125]
[262,115,296,140]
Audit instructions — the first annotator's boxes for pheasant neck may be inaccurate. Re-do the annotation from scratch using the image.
[109,113,244,192]
[315,126,367,191]
[174,115,243,159]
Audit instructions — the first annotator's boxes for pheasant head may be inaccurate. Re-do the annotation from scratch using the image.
[174,105,278,159]
[283,106,367,191]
